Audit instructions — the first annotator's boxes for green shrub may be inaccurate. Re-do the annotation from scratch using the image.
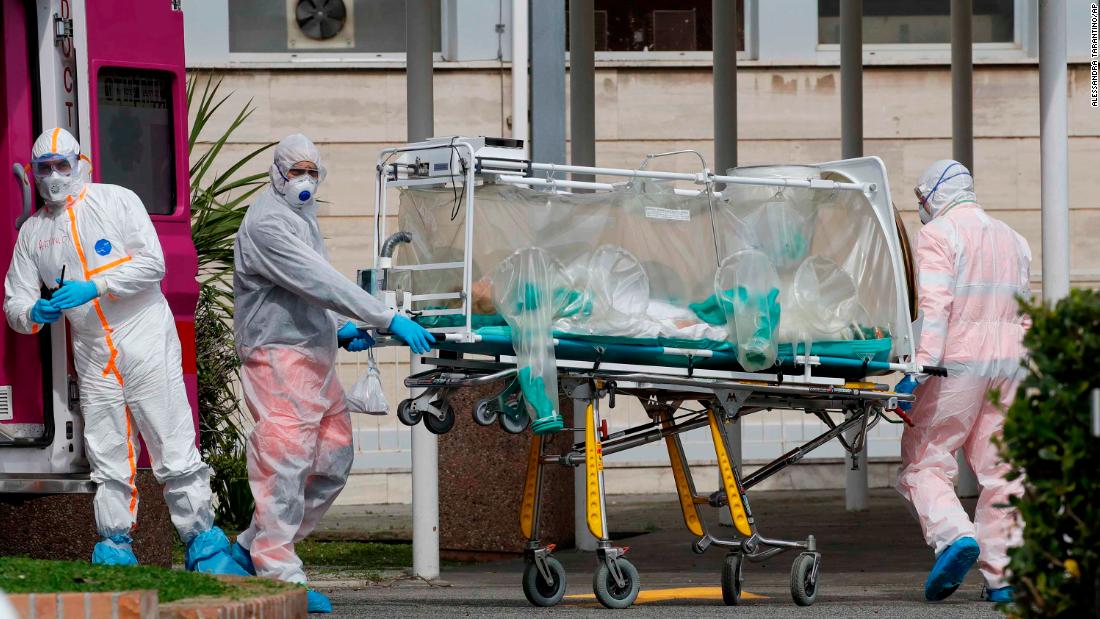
[1001,289,1100,617]
[187,74,273,529]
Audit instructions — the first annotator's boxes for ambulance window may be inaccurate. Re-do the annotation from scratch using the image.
[96,68,177,215]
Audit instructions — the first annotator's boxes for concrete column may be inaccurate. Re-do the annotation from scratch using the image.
[406,0,438,581]
[530,0,566,176]
[409,354,439,580]
[569,0,595,185]
[840,0,867,512]
[512,0,529,151]
[1039,0,1070,302]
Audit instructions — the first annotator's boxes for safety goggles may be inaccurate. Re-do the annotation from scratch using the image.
[30,154,77,178]
[913,186,928,209]
[286,166,320,180]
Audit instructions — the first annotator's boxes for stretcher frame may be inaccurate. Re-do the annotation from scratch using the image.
[401,353,913,608]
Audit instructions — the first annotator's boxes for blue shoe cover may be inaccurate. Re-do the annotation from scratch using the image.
[987,586,1014,603]
[307,589,333,614]
[185,527,251,577]
[924,536,980,601]
[91,535,138,566]
[228,541,256,575]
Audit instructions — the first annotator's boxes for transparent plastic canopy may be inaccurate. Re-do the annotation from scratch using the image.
[393,163,907,372]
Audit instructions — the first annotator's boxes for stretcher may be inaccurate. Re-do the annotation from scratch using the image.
[401,353,928,608]
[367,137,939,608]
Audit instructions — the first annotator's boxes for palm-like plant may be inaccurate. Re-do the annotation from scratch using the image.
[187,74,274,529]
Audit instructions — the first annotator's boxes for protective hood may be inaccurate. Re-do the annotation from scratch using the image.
[31,127,91,208]
[269,133,328,197]
[915,159,975,223]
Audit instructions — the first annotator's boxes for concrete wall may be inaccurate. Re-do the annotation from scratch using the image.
[190,63,1100,503]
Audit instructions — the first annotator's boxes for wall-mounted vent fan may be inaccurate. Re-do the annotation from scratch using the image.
[287,0,355,49]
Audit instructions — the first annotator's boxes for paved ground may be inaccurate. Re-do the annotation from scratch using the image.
[309,490,1003,618]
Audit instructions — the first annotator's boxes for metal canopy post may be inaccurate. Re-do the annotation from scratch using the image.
[530,0,567,177]
[569,0,595,185]
[406,0,439,582]
[1039,0,1070,302]
[713,0,742,530]
[531,0,590,550]
[839,0,868,512]
[951,0,980,499]
[951,0,974,171]
[713,0,738,175]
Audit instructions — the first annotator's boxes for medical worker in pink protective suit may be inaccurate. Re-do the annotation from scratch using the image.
[894,160,1031,604]
[230,134,433,614]
[3,128,248,576]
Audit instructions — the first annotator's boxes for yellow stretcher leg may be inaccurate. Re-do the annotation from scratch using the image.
[708,410,752,538]
[662,414,704,537]
[584,402,605,540]
[519,433,543,540]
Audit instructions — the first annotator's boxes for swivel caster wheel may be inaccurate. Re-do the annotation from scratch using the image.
[721,552,744,605]
[423,402,456,435]
[522,556,567,607]
[396,400,421,426]
[593,558,640,609]
[499,411,529,434]
[790,552,820,607]
[473,401,498,426]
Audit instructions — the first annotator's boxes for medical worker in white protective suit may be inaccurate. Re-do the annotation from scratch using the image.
[894,160,1031,604]
[3,128,249,575]
[230,134,433,614]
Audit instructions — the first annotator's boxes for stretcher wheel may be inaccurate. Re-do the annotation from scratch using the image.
[721,552,744,605]
[397,400,421,426]
[423,402,455,435]
[790,552,819,606]
[593,558,640,609]
[522,556,567,607]
[474,401,498,426]
[499,411,529,434]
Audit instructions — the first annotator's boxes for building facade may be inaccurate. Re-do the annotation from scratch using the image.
[183,0,1100,503]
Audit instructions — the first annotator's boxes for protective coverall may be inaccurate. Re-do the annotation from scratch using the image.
[896,159,1031,592]
[3,129,228,561]
[233,135,396,585]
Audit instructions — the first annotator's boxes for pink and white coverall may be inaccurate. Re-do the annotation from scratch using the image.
[896,159,1031,590]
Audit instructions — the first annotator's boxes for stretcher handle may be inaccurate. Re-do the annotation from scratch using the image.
[920,365,948,377]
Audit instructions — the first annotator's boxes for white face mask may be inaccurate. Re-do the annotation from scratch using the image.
[918,200,933,225]
[35,171,81,207]
[282,176,318,207]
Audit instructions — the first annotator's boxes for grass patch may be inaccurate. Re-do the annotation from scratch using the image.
[295,540,411,570]
[0,557,289,603]
[0,557,228,603]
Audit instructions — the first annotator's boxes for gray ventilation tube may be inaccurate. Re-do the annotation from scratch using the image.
[380,231,413,258]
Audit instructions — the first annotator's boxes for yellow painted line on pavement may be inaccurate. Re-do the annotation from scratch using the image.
[565,586,767,605]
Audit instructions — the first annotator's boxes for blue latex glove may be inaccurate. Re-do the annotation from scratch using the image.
[31,299,62,324]
[346,337,373,352]
[337,321,359,341]
[389,314,436,354]
[895,374,919,412]
[338,321,375,351]
[51,279,99,310]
